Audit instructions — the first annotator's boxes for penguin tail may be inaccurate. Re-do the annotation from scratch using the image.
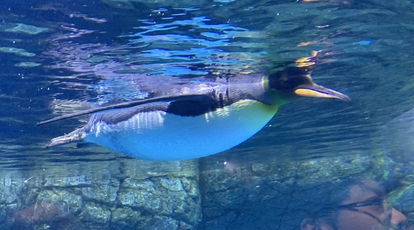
[45,128,86,148]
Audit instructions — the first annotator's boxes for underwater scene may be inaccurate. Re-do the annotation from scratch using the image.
[0,0,414,229]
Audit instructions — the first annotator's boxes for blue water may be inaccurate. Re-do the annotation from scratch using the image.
[0,0,414,229]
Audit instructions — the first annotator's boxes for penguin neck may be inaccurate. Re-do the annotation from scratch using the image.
[262,76,298,106]
[224,74,298,107]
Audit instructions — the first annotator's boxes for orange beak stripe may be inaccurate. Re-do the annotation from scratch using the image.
[294,88,340,99]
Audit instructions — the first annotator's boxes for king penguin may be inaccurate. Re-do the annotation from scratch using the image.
[38,63,349,161]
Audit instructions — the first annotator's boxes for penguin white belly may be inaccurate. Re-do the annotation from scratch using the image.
[84,100,278,161]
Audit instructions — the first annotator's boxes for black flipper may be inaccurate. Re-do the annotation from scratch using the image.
[37,94,212,126]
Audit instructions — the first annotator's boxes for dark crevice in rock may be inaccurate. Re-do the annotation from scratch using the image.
[276,162,301,230]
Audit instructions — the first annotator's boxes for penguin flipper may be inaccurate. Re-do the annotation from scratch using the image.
[37,94,211,126]
[45,127,86,148]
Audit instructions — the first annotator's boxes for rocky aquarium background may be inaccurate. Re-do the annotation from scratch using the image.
[0,146,411,230]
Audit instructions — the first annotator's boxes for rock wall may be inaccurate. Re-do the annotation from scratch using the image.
[0,151,410,230]
[198,153,381,230]
[6,159,201,230]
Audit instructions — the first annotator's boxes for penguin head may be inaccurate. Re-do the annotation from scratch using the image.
[267,67,350,103]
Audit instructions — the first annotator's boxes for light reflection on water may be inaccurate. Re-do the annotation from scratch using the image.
[0,0,412,180]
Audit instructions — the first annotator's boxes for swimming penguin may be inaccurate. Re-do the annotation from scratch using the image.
[38,65,349,161]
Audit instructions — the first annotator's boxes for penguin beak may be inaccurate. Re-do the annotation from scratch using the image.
[294,84,350,101]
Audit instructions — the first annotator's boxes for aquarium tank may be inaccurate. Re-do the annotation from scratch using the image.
[0,0,413,229]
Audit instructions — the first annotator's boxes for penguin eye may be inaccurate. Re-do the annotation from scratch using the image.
[268,67,312,91]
